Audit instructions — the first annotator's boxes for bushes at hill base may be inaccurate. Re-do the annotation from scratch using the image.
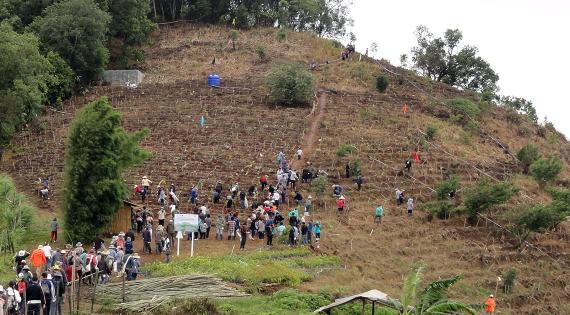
[462,180,518,222]
[62,97,149,242]
[266,63,315,106]
[530,156,563,187]
[375,75,389,93]
[516,144,541,174]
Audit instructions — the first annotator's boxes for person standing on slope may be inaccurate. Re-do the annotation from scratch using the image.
[484,294,496,314]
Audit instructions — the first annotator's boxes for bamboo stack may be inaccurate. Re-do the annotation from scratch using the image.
[98,274,248,313]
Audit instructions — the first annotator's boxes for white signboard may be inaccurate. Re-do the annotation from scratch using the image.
[174,213,199,233]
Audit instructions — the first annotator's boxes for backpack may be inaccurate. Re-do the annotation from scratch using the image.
[41,280,52,299]
[52,275,65,296]
[85,255,93,273]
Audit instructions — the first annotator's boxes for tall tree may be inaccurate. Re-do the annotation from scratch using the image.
[31,0,111,83]
[0,173,34,254]
[62,97,149,242]
[411,25,499,93]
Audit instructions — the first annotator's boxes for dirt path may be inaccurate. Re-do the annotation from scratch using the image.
[292,91,327,170]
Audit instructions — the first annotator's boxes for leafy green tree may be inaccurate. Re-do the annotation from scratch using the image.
[411,25,498,93]
[185,0,212,21]
[530,156,563,187]
[0,174,34,254]
[31,0,111,83]
[62,97,149,242]
[516,144,540,174]
[266,63,315,106]
[0,22,52,157]
[108,0,156,67]
[376,75,389,93]
[348,160,361,177]
[386,263,476,315]
[548,187,570,215]
[462,180,518,222]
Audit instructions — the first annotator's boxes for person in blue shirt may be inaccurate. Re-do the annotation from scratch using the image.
[314,222,321,240]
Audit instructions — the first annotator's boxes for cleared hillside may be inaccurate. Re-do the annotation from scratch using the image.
[1,24,569,314]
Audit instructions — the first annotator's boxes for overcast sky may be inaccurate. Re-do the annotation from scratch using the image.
[349,0,569,137]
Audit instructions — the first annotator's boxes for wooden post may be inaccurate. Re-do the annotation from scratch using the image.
[91,269,99,313]
[372,301,375,315]
[76,275,81,315]
[70,266,75,315]
[361,299,365,315]
[122,273,126,303]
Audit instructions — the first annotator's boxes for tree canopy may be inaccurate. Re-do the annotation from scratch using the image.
[62,97,149,242]
[31,0,111,83]
[411,26,499,93]
[266,62,315,106]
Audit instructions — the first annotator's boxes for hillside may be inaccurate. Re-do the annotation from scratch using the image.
[1,24,570,314]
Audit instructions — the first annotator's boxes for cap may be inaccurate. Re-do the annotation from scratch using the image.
[53,265,61,271]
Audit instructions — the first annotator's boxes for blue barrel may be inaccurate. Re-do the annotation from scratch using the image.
[207,74,221,87]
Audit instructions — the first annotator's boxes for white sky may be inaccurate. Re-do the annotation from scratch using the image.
[349,0,569,137]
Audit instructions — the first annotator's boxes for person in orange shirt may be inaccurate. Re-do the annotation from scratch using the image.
[412,149,421,163]
[484,294,496,314]
[402,103,409,114]
[29,245,47,278]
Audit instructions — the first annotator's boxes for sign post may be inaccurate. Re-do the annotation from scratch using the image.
[173,213,199,257]
[176,231,183,257]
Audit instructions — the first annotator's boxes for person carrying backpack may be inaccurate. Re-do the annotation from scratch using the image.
[51,265,66,315]
[25,276,45,315]
[0,285,7,315]
[5,281,21,315]
[40,272,55,315]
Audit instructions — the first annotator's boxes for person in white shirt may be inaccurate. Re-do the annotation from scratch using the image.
[42,242,52,268]
[296,148,303,160]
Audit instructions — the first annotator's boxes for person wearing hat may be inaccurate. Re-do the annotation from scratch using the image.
[141,176,152,192]
[25,275,45,315]
[484,294,496,314]
[40,272,56,315]
[21,265,34,283]
[155,225,165,254]
[13,250,30,273]
[30,245,46,279]
[6,280,22,314]
[407,198,414,217]
[51,264,66,315]
[124,253,141,281]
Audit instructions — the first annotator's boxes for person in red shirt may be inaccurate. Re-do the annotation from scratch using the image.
[412,150,421,163]
[402,103,409,114]
[260,175,268,191]
[337,196,345,215]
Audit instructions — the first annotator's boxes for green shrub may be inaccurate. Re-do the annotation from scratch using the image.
[266,63,315,106]
[462,180,518,221]
[530,156,563,186]
[435,177,459,200]
[276,28,288,42]
[512,204,565,246]
[348,160,361,177]
[516,144,541,173]
[312,175,329,201]
[336,144,356,157]
[256,45,267,61]
[229,30,238,50]
[425,126,437,140]
[375,75,389,93]
[502,268,517,294]
[447,98,480,124]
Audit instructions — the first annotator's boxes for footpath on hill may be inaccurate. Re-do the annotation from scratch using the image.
[292,91,327,170]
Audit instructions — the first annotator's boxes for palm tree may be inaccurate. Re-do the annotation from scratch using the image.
[385,263,477,315]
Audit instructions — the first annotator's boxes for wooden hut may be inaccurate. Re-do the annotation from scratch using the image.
[107,200,137,235]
